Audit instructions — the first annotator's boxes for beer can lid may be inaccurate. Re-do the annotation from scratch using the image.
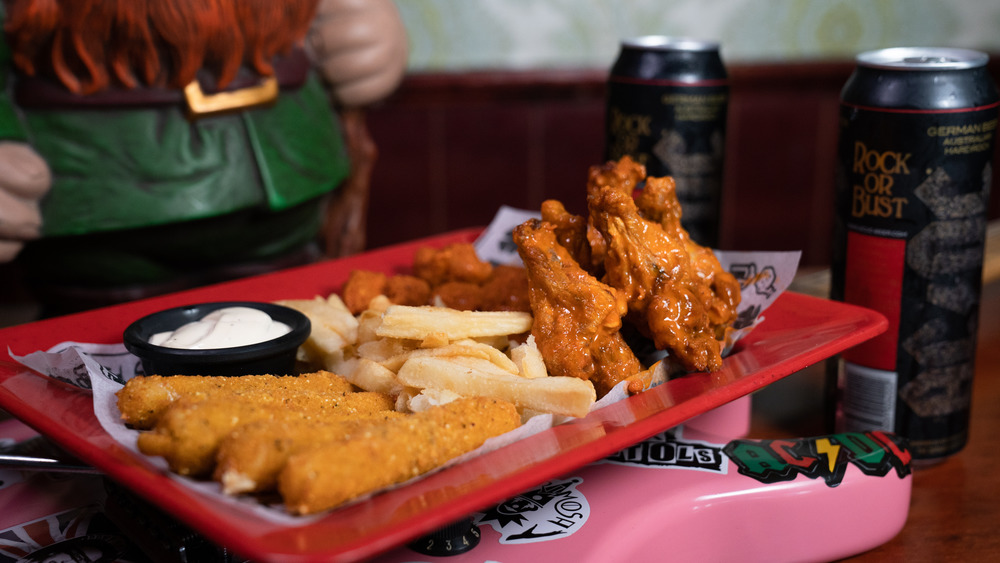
[856,47,988,70]
[622,35,720,52]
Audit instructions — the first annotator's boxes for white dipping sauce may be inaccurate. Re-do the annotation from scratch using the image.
[149,306,292,349]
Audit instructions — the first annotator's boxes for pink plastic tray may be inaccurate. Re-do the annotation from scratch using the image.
[0,228,887,563]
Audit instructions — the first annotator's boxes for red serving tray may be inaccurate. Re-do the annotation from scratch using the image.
[0,228,887,563]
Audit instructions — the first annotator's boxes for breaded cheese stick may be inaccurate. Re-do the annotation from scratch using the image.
[278,397,520,515]
[214,412,406,495]
[116,370,356,429]
[137,390,395,476]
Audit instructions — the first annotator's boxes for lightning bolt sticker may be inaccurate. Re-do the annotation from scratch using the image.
[815,438,841,473]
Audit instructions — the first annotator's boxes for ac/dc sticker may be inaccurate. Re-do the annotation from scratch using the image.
[723,431,912,487]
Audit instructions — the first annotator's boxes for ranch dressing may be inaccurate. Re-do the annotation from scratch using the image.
[149,306,292,349]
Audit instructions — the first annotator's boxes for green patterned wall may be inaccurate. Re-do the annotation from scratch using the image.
[394,0,1000,71]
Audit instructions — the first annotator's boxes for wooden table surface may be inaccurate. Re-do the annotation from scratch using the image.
[751,276,1000,562]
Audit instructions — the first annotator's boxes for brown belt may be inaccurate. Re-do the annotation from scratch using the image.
[14,48,311,117]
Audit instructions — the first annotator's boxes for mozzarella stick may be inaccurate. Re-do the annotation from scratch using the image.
[116,370,356,429]
[137,390,395,476]
[214,412,406,495]
[278,396,520,515]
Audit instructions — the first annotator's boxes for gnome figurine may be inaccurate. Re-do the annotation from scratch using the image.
[0,0,408,314]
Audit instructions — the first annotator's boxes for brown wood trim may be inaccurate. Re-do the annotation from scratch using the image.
[727,60,856,89]
[381,68,608,105]
[383,56,999,103]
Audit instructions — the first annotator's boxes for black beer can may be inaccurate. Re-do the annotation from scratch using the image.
[604,36,728,247]
[829,47,1000,461]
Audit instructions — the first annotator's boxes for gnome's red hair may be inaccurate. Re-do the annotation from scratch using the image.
[4,0,318,94]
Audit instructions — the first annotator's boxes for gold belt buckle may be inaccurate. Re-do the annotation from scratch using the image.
[183,76,279,117]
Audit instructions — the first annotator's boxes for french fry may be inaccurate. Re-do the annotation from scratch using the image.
[329,356,408,396]
[472,334,512,350]
[509,335,547,379]
[356,295,392,344]
[396,355,595,418]
[376,305,532,340]
[368,339,519,374]
[277,295,359,362]
[356,337,419,365]
[443,339,518,373]
[419,332,451,348]
[398,387,463,413]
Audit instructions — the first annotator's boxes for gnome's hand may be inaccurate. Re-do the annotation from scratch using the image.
[308,0,409,107]
[0,142,51,262]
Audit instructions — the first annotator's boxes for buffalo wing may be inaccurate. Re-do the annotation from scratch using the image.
[587,157,740,372]
[514,219,641,396]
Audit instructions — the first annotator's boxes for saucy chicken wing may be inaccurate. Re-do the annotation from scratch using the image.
[513,219,641,396]
[636,173,741,347]
[587,158,740,372]
[540,199,605,277]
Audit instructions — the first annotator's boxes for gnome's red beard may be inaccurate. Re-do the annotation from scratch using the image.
[4,0,318,94]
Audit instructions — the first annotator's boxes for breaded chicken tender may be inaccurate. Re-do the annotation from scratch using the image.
[116,371,356,430]
[479,265,532,313]
[214,412,406,494]
[342,270,432,315]
[413,243,493,286]
[430,281,483,311]
[137,390,395,476]
[342,270,388,314]
[279,397,520,515]
[384,274,432,307]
